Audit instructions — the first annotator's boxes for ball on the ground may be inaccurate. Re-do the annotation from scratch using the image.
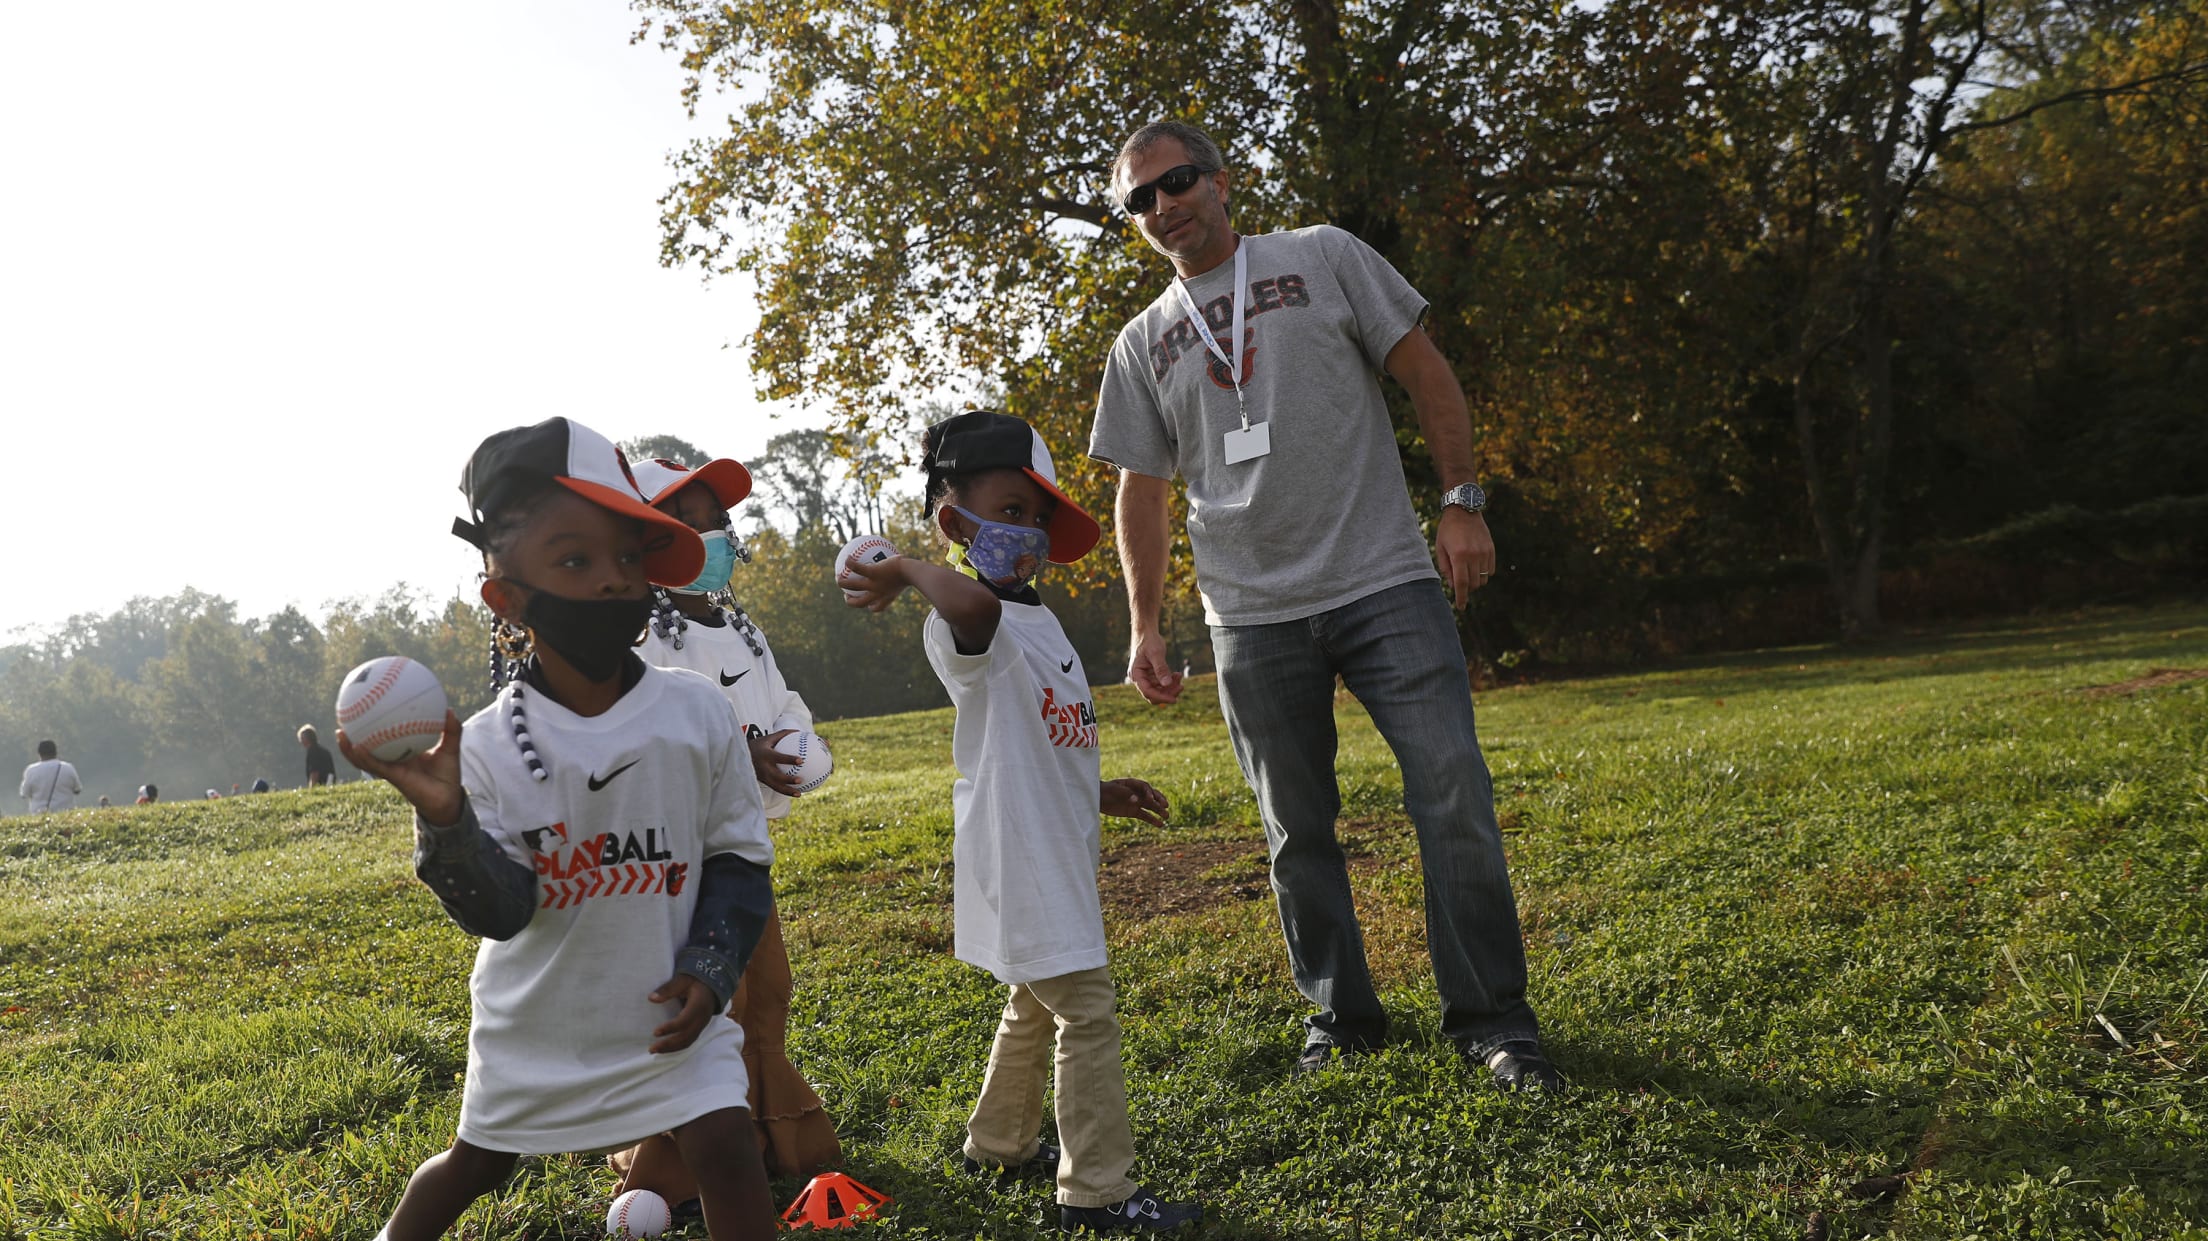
[334,656,449,763]
[836,533,899,599]
[606,1188,671,1238]
[787,729,834,794]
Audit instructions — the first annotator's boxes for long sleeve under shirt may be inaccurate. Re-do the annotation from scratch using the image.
[414,796,771,1008]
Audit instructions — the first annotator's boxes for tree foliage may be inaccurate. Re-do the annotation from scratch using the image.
[636,0,2208,647]
[620,434,710,468]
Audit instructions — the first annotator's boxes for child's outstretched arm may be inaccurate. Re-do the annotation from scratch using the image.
[1101,778,1171,827]
[342,711,536,941]
[842,552,1002,655]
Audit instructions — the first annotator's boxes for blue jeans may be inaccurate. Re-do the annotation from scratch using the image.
[1211,579,1540,1057]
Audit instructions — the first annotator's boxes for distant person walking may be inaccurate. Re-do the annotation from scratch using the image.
[1088,121,1559,1090]
[135,783,158,805]
[19,740,83,813]
[300,725,337,787]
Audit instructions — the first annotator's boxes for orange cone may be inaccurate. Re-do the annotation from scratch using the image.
[781,1171,893,1229]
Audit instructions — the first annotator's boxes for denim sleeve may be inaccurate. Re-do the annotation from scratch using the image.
[675,852,773,1010]
[413,795,537,941]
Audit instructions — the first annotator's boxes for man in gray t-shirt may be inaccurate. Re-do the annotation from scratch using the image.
[1089,121,1559,1091]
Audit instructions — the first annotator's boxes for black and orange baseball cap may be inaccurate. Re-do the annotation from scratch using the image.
[921,410,1101,564]
[630,456,753,511]
[452,417,705,587]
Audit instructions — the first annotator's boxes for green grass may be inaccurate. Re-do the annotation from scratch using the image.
[4,603,2206,1240]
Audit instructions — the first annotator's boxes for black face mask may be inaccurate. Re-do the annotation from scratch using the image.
[509,584,651,683]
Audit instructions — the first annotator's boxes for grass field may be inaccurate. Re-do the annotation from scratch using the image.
[3,603,2205,1240]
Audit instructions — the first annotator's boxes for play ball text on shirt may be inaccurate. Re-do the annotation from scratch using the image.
[334,656,449,763]
[835,533,899,599]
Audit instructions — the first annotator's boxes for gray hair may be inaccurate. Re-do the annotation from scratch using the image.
[1111,122,1226,187]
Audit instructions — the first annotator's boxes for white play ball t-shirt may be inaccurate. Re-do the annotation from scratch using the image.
[924,600,1107,985]
[453,664,774,1154]
[637,610,814,820]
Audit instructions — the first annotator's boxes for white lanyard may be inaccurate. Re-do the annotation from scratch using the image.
[1170,239,1250,429]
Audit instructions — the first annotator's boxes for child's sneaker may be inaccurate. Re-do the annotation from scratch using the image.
[1058,1185,1200,1233]
[962,1140,1061,1179]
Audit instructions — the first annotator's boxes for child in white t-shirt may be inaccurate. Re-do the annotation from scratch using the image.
[339,417,777,1241]
[841,410,1199,1234]
[609,453,843,1198]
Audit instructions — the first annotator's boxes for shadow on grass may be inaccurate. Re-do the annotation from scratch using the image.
[1546,604,2208,702]
[1557,1033,2208,1229]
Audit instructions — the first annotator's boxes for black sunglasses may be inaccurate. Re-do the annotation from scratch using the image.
[1120,164,1214,216]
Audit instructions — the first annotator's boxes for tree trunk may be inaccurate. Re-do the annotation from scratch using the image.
[1845,280,1895,637]
[1791,366,1859,623]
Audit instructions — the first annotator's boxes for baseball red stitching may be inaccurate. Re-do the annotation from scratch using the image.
[353,717,443,753]
[338,660,410,725]
[609,1193,661,1236]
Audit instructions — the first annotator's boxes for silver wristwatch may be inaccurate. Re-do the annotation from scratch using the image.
[1441,482,1488,515]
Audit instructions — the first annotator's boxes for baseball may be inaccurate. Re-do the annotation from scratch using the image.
[787,729,834,794]
[836,533,899,599]
[605,1188,671,1238]
[334,656,449,763]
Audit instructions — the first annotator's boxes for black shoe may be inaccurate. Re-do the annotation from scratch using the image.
[1058,1186,1201,1233]
[963,1141,1060,1179]
[1476,1040,1565,1091]
[1292,1040,1372,1076]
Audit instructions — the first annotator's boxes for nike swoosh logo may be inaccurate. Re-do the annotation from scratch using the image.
[719,669,749,686]
[587,759,639,791]
[1060,658,1075,673]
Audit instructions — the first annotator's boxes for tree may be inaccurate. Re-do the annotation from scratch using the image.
[637,0,2207,645]
[746,429,893,544]
[621,434,709,468]
[1918,1,2208,521]
[633,0,1761,632]
[1707,0,2208,633]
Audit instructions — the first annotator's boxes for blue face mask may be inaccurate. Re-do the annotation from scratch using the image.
[951,507,1051,588]
[672,530,737,595]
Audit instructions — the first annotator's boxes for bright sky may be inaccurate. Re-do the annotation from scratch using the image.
[0,0,808,641]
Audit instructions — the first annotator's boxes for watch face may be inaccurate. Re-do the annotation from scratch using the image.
[1446,483,1486,512]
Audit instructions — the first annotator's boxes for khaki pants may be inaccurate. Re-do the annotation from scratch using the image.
[962,966,1138,1208]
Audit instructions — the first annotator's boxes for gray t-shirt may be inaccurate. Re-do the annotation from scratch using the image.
[1089,225,1438,626]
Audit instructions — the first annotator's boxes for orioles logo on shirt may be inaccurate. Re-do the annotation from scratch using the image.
[1146,273,1311,383]
[522,821,691,910]
[1040,686,1097,749]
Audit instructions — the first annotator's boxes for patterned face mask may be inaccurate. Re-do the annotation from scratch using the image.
[950,507,1051,588]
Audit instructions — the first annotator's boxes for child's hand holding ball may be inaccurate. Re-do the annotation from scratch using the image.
[334,655,465,826]
[836,534,904,611]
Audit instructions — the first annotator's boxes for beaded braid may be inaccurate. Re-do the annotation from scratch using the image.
[483,618,548,780]
[487,618,532,691]
[715,517,765,656]
[508,682,547,782]
[719,512,772,653]
[648,587,690,651]
[726,515,752,565]
[716,594,766,657]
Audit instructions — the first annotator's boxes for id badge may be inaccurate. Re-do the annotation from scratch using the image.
[1223,421,1272,464]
